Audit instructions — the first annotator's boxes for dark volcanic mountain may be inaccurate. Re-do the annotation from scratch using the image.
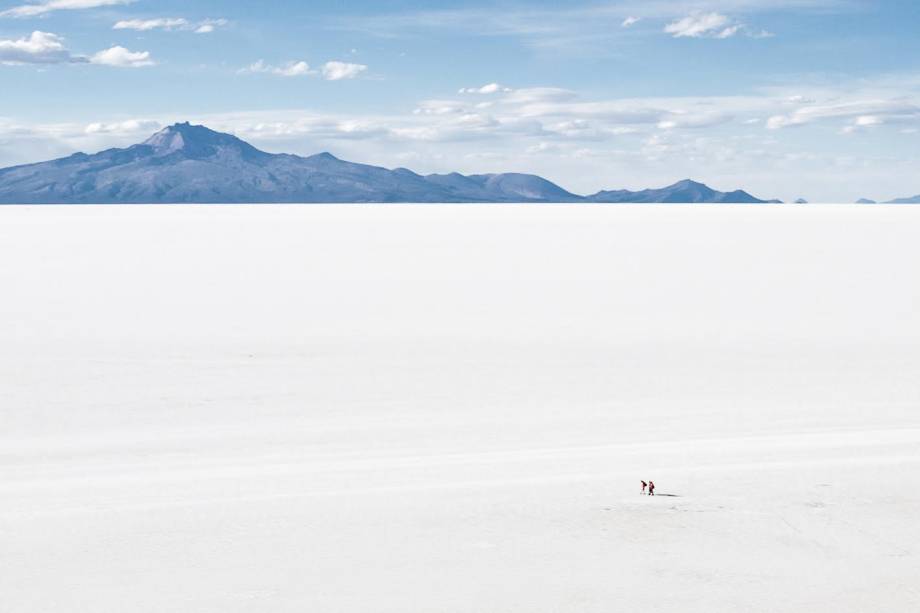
[0,122,775,204]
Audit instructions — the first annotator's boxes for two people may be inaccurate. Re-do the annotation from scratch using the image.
[640,480,656,495]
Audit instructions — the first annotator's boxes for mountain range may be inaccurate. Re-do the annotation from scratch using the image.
[0,122,904,204]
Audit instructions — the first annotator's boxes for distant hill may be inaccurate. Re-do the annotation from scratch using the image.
[856,198,877,204]
[585,179,777,204]
[886,194,920,204]
[425,171,581,202]
[0,122,778,204]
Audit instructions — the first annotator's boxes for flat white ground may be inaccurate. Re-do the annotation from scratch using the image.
[1,205,919,612]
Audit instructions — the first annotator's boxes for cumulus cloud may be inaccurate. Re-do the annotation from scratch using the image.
[1,30,155,67]
[269,62,310,77]
[840,115,886,134]
[0,0,131,18]
[0,30,82,64]
[239,59,366,80]
[321,61,367,80]
[855,115,883,127]
[89,46,154,68]
[622,16,640,28]
[275,61,312,77]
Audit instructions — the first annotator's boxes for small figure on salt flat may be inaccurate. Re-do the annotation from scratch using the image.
[648,481,655,496]
[641,480,648,495]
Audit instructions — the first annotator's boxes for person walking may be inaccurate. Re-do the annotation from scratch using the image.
[641,480,647,495]
[648,481,655,496]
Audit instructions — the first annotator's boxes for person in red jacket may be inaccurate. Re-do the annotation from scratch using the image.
[648,481,656,496]
[641,480,647,495]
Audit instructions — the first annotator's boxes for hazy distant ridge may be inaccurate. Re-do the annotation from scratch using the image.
[586,179,777,204]
[886,194,920,204]
[0,122,780,204]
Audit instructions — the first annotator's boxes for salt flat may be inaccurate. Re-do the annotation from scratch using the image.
[1,205,919,612]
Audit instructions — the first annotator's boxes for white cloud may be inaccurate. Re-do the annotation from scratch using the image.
[716,24,742,39]
[240,60,313,77]
[89,45,154,68]
[239,60,269,74]
[459,82,512,94]
[276,61,311,77]
[510,97,665,124]
[841,114,893,134]
[503,87,577,105]
[0,0,131,18]
[240,59,368,80]
[85,119,160,134]
[113,17,227,34]
[321,61,367,80]
[414,100,465,115]
[664,13,739,38]
[621,16,640,28]
[663,12,775,40]
[855,115,883,127]
[113,18,188,31]
[764,115,794,130]
[1,31,156,68]
[767,100,920,130]
[195,19,228,34]
[0,30,81,64]
[657,111,734,130]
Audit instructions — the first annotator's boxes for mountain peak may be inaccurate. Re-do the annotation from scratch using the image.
[668,179,709,190]
[142,122,264,159]
[306,152,340,162]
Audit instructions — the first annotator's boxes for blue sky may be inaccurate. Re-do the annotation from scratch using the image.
[1,0,919,201]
